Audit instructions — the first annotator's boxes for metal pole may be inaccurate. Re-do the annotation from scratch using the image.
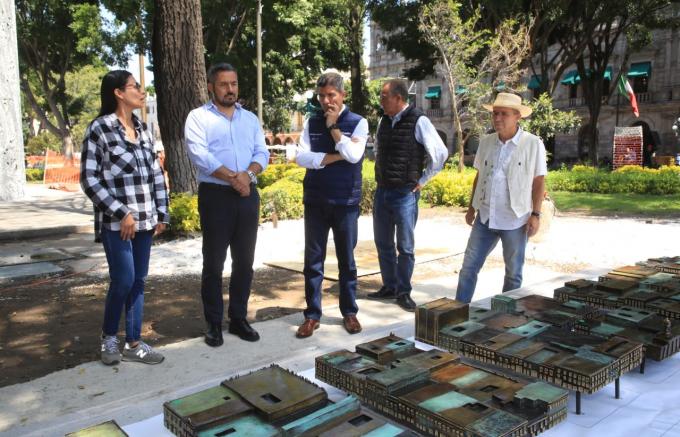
[256,0,263,125]
[615,90,620,127]
[615,377,620,399]
[139,52,147,123]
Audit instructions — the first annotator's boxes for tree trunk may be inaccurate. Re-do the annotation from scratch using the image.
[0,0,26,200]
[580,63,603,166]
[448,80,464,173]
[152,0,208,194]
[348,2,366,114]
[62,130,74,163]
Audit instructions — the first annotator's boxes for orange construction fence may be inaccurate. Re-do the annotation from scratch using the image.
[43,150,81,184]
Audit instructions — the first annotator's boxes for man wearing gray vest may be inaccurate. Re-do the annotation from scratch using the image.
[367,79,448,311]
[455,93,546,303]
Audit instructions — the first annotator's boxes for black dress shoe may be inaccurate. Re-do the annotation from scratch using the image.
[228,319,260,342]
[205,322,224,347]
[366,286,397,300]
[396,294,416,312]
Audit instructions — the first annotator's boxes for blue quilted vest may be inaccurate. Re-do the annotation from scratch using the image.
[303,108,364,206]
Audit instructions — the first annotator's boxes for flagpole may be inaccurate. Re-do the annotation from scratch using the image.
[615,92,620,127]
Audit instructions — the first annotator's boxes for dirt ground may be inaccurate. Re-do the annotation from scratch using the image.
[0,207,591,388]
[0,253,588,389]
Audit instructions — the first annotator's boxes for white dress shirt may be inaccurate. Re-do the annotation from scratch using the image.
[476,127,547,230]
[295,105,368,169]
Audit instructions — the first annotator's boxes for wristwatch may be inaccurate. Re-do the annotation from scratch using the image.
[531,211,541,218]
[246,170,258,185]
[327,123,340,131]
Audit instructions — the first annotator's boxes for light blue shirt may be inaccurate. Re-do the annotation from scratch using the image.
[377,105,449,186]
[184,102,269,185]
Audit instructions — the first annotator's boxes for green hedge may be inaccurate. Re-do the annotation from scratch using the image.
[546,165,680,195]
[25,168,44,182]
[169,161,381,233]
[421,168,476,207]
[257,163,298,189]
[259,160,378,220]
[261,179,304,220]
[168,192,200,236]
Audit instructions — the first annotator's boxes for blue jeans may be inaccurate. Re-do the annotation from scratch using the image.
[455,216,528,303]
[100,228,154,342]
[372,186,420,296]
[303,204,360,320]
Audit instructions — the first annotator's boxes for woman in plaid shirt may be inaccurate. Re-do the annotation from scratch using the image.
[80,70,169,366]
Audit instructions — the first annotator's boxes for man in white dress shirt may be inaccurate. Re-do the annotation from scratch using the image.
[294,72,368,338]
[455,93,546,303]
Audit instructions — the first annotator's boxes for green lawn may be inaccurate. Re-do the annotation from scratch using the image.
[550,191,680,217]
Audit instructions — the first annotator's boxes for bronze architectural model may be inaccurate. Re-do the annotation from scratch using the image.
[162,364,413,437]
[415,298,644,415]
[65,420,128,437]
[554,259,680,320]
[316,334,568,437]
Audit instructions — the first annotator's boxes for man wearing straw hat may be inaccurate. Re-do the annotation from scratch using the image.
[455,92,546,303]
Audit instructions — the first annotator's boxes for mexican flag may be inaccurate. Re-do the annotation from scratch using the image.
[617,75,639,117]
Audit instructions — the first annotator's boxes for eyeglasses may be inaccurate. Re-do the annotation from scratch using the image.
[123,82,142,91]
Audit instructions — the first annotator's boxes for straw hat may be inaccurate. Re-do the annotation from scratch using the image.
[482,92,532,118]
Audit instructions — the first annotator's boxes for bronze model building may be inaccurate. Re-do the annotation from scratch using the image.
[492,294,680,363]
[316,334,568,437]
[554,261,680,320]
[415,298,644,415]
[65,420,128,437]
[162,364,414,437]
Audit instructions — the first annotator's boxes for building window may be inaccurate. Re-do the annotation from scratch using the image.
[627,62,651,93]
[569,84,578,99]
[632,76,648,93]
[424,85,441,109]
[528,74,542,99]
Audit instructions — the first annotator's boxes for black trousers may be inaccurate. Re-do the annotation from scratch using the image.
[198,183,260,323]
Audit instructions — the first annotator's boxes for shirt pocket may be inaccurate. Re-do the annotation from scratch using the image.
[107,144,137,177]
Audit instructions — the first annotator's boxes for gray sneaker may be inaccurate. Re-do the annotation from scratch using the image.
[122,341,164,364]
[101,335,121,365]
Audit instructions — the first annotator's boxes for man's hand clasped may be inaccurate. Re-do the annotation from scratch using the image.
[230,171,251,197]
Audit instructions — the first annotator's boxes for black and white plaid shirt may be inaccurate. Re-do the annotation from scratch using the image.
[80,113,169,241]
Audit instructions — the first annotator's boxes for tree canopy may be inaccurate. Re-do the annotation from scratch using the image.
[15,0,128,158]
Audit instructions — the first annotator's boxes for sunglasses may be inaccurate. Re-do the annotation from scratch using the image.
[123,82,143,91]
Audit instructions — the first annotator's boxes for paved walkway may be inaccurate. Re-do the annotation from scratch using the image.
[0,184,92,241]
[2,185,680,436]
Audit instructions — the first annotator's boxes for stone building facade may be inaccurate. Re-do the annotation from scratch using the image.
[548,27,680,164]
[369,22,680,164]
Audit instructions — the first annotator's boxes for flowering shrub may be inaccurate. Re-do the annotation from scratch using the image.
[547,165,680,194]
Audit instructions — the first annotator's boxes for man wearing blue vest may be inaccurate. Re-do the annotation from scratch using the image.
[368,79,448,311]
[455,93,546,303]
[295,72,368,338]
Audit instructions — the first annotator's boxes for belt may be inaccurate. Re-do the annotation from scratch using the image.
[199,182,255,195]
